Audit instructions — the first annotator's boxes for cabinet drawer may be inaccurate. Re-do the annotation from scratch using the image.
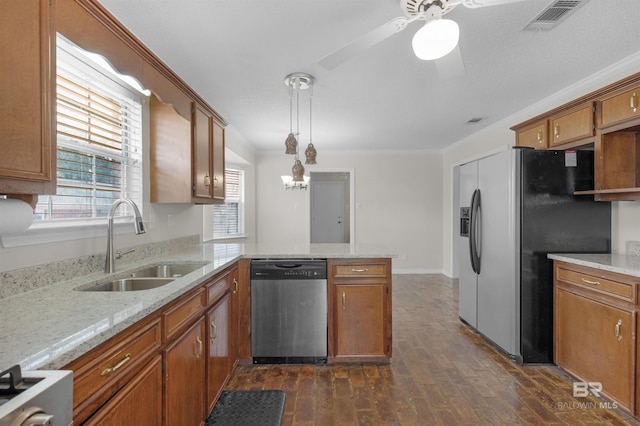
[601,86,640,129]
[556,264,635,302]
[207,274,231,306]
[549,104,594,147]
[72,319,161,416]
[164,288,205,340]
[333,263,387,278]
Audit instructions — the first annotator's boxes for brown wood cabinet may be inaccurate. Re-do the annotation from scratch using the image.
[516,120,548,149]
[149,95,192,203]
[64,264,239,425]
[328,259,392,362]
[554,261,638,415]
[164,318,206,425]
[212,119,225,201]
[84,356,163,426]
[65,317,162,424]
[0,0,56,196]
[549,103,595,148]
[192,103,226,204]
[600,84,640,131]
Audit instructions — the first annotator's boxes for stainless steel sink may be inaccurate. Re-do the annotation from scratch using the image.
[129,263,207,278]
[78,278,175,292]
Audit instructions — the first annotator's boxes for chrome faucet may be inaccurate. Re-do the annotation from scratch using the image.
[105,199,145,273]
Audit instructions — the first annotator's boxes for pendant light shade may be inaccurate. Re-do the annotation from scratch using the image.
[305,143,317,164]
[412,18,459,60]
[285,133,297,154]
[292,159,305,182]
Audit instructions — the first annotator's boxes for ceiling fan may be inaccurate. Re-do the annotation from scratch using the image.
[318,0,530,73]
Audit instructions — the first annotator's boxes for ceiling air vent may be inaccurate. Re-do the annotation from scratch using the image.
[522,0,589,31]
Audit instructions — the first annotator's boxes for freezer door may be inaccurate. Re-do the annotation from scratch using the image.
[476,150,518,356]
[458,161,478,327]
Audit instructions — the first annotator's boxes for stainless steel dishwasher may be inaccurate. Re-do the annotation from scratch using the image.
[251,259,327,364]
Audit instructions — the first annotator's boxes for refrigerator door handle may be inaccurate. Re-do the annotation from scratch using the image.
[470,189,482,274]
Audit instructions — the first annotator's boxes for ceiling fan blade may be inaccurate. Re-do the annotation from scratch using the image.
[435,45,466,79]
[462,0,530,8]
[318,17,410,70]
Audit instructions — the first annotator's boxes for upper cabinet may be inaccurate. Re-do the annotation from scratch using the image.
[600,84,640,131]
[513,72,640,201]
[516,120,548,150]
[149,99,226,204]
[0,0,56,195]
[548,103,595,148]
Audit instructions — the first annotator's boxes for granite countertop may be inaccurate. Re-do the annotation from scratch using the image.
[548,253,640,278]
[0,242,395,371]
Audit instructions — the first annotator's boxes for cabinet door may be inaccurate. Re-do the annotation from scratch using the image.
[165,318,206,425]
[334,284,386,357]
[192,103,213,200]
[0,0,56,194]
[601,86,640,129]
[549,104,594,147]
[84,356,162,426]
[555,288,634,410]
[206,295,230,412]
[149,95,191,203]
[212,119,225,201]
[516,122,547,149]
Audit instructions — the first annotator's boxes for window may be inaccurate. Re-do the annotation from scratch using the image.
[34,36,144,222]
[213,167,244,239]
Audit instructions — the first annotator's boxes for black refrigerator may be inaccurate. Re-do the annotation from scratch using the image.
[458,147,611,364]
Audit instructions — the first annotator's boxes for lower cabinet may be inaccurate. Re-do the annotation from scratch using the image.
[164,318,206,426]
[84,356,163,426]
[554,261,638,415]
[334,284,386,357]
[206,293,231,412]
[328,259,392,362]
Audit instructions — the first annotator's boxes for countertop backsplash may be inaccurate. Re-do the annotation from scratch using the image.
[0,235,200,299]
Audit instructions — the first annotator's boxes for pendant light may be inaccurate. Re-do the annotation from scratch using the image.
[281,72,316,190]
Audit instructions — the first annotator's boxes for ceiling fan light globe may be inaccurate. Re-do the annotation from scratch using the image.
[412,19,460,60]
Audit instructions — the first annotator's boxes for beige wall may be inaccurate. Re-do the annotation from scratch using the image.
[255,151,443,273]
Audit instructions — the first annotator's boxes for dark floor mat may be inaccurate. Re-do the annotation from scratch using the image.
[205,390,286,426]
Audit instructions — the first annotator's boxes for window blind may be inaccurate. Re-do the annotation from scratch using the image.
[214,168,243,237]
[35,37,143,221]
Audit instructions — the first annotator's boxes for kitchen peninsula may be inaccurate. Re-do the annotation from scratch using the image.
[0,241,395,425]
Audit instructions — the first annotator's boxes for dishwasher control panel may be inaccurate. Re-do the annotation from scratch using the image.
[250,259,327,280]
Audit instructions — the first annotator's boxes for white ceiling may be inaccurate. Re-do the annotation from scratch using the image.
[98,0,640,153]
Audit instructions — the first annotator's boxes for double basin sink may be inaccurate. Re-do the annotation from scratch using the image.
[76,262,209,292]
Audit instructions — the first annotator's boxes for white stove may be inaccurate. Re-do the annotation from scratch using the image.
[0,365,72,426]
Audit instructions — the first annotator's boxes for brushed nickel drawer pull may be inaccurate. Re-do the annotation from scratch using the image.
[581,278,600,285]
[537,130,543,143]
[211,321,217,340]
[615,319,623,341]
[204,174,211,187]
[554,123,560,138]
[631,92,637,113]
[195,335,203,358]
[351,268,368,272]
[233,278,238,294]
[342,291,346,309]
[101,353,131,376]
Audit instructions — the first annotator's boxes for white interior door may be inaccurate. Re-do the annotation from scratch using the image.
[310,181,346,243]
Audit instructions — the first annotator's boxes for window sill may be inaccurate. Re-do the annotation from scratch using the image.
[0,218,153,248]
[207,235,247,242]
